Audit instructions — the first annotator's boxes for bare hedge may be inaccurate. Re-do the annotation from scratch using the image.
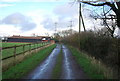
[62,31,119,70]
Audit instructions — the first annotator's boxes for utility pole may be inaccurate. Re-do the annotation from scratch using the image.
[80,12,86,32]
[70,20,73,30]
[55,22,57,34]
[70,20,73,34]
[79,2,81,50]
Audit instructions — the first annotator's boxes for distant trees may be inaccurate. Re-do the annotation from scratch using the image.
[53,29,77,42]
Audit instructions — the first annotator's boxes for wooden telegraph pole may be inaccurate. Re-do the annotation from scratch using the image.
[79,2,81,50]
[78,2,86,50]
[55,22,57,34]
[70,20,73,34]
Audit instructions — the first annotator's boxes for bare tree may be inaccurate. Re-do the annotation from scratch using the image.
[82,1,120,29]
[74,1,119,37]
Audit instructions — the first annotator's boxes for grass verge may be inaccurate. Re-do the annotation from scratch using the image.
[2,44,56,79]
[68,45,106,79]
[51,45,63,79]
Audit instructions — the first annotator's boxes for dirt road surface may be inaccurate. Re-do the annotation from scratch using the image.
[60,45,87,79]
[23,44,88,79]
[24,44,61,79]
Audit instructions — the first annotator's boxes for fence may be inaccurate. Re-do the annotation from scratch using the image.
[1,41,53,71]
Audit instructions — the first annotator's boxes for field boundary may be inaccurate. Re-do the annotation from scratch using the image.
[2,44,56,79]
[2,42,50,60]
[2,41,54,71]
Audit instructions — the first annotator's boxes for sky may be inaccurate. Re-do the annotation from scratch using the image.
[0,0,119,37]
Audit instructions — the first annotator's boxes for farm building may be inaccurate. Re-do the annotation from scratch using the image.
[6,35,51,43]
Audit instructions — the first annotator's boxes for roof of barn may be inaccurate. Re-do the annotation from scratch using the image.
[8,35,50,39]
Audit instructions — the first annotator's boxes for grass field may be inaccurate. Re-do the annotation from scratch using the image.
[2,42,29,47]
[2,42,49,59]
[3,44,56,79]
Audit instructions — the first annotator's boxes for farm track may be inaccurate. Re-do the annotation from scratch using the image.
[24,44,61,79]
[23,44,87,79]
[60,45,87,79]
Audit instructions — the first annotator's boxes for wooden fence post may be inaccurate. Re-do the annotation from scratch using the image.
[41,42,43,47]
[43,42,44,46]
[42,42,43,46]
[37,43,38,49]
[43,42,44,47]
[14,45,16,57]
[35,43,37,52]
[35,43,36,49]
[39,42,41,48]
[45,42,46,46]
[23,45,25,54]
[29,44,31,53]
[33,43,35,49]
[13,45,16,65]
[44,42,45,46]
[41,42,42,47]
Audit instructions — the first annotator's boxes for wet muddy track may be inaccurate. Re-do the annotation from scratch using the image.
[60,45,87,79]
[23,44,87,79]
[24,44,61,79]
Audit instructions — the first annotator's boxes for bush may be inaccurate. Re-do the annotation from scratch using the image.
[62,31,119,73]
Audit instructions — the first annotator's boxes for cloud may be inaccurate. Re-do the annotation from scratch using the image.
[0,2,105,37]
[26,9,46,24]
[0,10,53,36]
[41,16,54,30]
[0,3,15,8]
[0,0,68,2]
[0,22,51,37]
[53,3,78,18]
[0,24,22,36]
[51,3,104,32]
[21,22,36,31]
[54,3,79,28]
[0,0,22,2]
[21,24,51,36]
[41,3,79,31]
[2,13,26,25]
[0,19,2,24]
[1,13,36,31]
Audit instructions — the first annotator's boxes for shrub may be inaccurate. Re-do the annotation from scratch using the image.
[62,30,119,78]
